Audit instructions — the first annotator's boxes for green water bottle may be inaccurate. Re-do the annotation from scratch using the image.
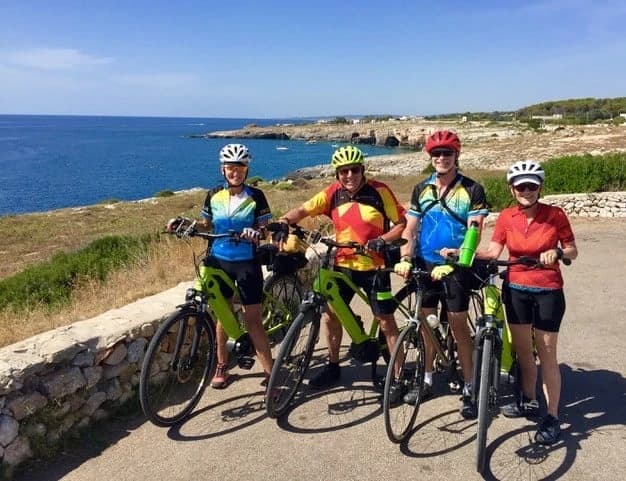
[458,221,479,267]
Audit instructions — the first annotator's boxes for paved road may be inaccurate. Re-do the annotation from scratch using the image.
[17,219,626,481]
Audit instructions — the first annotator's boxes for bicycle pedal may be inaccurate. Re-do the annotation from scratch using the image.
[237,356,255,370]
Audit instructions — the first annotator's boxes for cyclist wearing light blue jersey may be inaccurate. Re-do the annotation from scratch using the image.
[198,144,274,388]
[396,130,488,419]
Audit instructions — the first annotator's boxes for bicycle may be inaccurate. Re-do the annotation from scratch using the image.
[139,219,306,427]
[265,228,409,419]
[470,255,571,474]
[382,265,481,443]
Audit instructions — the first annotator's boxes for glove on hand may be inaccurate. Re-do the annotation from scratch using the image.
[431,265,454,281]
[366,237,386,253]
[394,260,413,277]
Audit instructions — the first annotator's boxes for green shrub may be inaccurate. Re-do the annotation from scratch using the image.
[481,176,514,211]
[247,176,264,186]
[0,235,154,312]
[274,182,296,191]
[155,190,175,197]
[543,153,626,193]
[477,152,625,211]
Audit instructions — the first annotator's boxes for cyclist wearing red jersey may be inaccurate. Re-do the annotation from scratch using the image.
[279,146,407,402]
[395,130,488,419]
[476,160,578,445]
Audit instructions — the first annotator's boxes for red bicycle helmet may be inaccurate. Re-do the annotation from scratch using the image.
[425,130,461,154]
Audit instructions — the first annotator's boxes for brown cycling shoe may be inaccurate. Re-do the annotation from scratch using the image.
[210,362,231,389]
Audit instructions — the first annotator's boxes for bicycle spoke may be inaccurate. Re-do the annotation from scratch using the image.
[383,324,425,443]
[139,308,216,426]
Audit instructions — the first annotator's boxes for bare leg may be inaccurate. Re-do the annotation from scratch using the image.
[242,304,273,375]
[422,307,437,377]
[535,329,561,418]
[323,310,343,363]
[509,324,537,399]
[377,313,399,376]
[215,322,229,365]
[449,311,473,383]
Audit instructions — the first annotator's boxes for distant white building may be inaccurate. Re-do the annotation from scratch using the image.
[531,114,563,120]
[620,113,626,119]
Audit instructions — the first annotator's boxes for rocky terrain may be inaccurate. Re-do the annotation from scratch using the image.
[204,120,626,178]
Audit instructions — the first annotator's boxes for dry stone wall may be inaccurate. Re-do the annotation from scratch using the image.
[0,192,624,474]
[542,192,626,217]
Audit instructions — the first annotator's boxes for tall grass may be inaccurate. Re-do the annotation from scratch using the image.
[0,235,155,312]
[0,236,198,347]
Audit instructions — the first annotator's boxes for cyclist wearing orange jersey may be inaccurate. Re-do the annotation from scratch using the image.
[279,146,407,398]
[476,160,578,445]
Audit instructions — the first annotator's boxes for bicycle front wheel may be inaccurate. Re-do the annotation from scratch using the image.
[383,322,425,443]
[266,309,320,418]
[476,335,494,473]
[262,273,304,344]
[139,307,216,427]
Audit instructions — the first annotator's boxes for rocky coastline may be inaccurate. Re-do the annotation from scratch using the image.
[200,119,626,176]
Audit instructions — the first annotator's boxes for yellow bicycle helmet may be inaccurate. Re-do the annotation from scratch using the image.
[331,145,365,170]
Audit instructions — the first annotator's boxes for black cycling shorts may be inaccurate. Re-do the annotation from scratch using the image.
[502,284,566,333]
[206,257,264,306]
[335,267,395,316]
[415,259,474,313]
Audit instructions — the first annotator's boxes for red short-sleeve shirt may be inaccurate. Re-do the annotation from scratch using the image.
[491,203,575,289]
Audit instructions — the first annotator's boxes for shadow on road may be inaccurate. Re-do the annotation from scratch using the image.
[483,364,625,480]
[13,409,146,481]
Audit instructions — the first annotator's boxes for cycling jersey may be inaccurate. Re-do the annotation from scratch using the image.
[302,179,406,271]
[408,173,488,264]
[491,203,575,289]
[201,184,271,261]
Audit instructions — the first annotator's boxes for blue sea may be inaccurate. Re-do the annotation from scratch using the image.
[0,115,397,216]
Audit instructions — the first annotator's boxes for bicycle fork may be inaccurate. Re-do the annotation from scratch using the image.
[471,317,503,407]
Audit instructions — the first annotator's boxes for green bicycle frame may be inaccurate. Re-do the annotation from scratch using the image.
[194,264,246,340]
[313,267,377,343]
[483,284,514,374]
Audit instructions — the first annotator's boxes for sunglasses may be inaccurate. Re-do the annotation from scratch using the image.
[337,166,362,176]
[224,164,247,172]
[513,183,540,192]
[430,149,455,158]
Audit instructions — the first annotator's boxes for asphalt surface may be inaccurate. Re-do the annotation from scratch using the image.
[15,218,626,481]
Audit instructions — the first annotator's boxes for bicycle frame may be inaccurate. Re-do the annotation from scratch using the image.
[479,272,514,375]
[313,266,377,343]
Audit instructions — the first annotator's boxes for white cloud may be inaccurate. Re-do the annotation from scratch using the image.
[4,48,114,70]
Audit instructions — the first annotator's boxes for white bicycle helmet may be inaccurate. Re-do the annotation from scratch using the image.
[506,160,545,186]
[219,144,252,165]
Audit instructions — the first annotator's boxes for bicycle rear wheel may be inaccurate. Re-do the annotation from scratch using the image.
[262,273,304,345]
[476,335,494,473]
[139,307,216,427]
[383,322,425,443]
[266,309,320,418]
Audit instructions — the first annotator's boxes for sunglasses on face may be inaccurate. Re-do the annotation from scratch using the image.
[430,149,455,158]
[513,183,540,192]
[337,166,362,176]
[224,164,247,172]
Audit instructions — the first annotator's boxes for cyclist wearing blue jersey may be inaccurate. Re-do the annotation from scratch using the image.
[171,144,274,389]
[395,130,488,418]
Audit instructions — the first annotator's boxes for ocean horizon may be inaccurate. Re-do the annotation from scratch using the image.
[0,114,397,216]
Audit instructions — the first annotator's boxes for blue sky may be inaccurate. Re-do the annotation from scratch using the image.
[1,0,624,118]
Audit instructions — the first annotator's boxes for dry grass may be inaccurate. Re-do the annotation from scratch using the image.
[0,174,425,347]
